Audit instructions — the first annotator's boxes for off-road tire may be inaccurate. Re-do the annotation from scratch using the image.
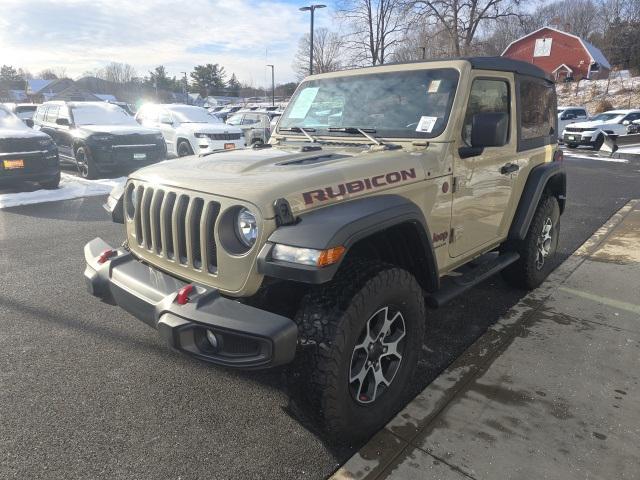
[592,134,604,150]
[75,146,98,179]
[501,195,560,289]
[294,260,425,443]
[177,140,193,157]
[40,172,60,190]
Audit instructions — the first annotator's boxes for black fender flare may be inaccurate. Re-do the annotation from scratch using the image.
[509,161,566,241]
[257,195,438,286]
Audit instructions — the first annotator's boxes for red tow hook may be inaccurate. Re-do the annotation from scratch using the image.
[176,285,195,305]
[97,249,117,264]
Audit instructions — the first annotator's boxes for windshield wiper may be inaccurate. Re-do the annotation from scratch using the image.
[328,127,382,146]
[278,126,318,143]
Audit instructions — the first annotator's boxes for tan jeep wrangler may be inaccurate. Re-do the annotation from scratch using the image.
[85,57,565,441]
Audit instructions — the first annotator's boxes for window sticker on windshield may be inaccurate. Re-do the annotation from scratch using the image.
[427,80,441,93]
[288,87,319,119]
[416,116,438,133]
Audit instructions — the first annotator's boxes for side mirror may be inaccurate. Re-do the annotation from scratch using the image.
[459,112,509,159]
[24,119,34,128]
[622,120,630,125]
[160,117,173,125]
[56,118,70,126]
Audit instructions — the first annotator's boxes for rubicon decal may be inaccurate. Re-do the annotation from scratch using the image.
[303,169,417,205]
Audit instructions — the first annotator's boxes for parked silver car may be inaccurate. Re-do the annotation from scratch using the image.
[226,110,282,146]
[136,104,244,157]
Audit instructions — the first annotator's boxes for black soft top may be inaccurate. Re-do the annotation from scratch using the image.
[388,56,552,82]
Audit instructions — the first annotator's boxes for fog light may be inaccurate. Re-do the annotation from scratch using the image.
[206,330,219,349]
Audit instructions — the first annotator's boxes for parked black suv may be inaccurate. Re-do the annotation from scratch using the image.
[0,104,60,190]
[34,101,166,179]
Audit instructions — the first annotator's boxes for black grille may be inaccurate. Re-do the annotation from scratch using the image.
[564,127,585,133]
[132,185,221,272]
[0,136,43,153]
[112,133,160,146]
[204,133,242,141]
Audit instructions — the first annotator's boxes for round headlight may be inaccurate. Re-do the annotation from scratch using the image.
[126,185,138,219]
[235,208,258,247]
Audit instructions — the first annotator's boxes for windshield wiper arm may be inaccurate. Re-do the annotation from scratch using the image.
[328,127,382,145]
[279,126,317,142]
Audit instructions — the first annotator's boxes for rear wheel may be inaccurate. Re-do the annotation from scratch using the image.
[75,146,98,179]
[501,195,560,289]
[177,140,193,157]
[294,260,425,442]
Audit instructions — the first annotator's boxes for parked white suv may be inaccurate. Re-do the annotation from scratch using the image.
[136,104,244,157]
[557,106,588,138]
[562,109,640,150]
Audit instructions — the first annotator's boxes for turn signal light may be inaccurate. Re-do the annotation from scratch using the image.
[97,249,116,264]
[317,246,346,267]
[176,285,194,305]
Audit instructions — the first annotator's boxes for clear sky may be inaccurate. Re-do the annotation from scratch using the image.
[0,0,335,86]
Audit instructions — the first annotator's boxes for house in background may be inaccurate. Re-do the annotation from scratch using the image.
[501,26,611,81]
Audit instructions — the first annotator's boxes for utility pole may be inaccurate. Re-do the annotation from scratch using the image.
[266,65,275,107]
[299,4,326,75]
[181,72,188,104]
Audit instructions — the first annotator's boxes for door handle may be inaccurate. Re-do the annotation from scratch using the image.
[500,162,520,175]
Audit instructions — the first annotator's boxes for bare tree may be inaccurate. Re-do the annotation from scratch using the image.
[98,62,137,84]
[391,23,452,62]
[407,0,522,56]
[337,0,410,66]
[39,68,58,80]
[293,28,345,79]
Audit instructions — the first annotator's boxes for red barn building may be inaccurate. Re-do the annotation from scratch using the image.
[502,26,610,81]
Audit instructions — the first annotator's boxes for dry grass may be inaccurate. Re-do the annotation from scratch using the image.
[557,76,640,112]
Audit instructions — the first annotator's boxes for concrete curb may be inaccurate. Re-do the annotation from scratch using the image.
[331,199,639,480]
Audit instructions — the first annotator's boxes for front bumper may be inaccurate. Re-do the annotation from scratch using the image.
[91,144,167,171]
[563,132,593,145]
[195,139,244,154]
[84,238,298,369]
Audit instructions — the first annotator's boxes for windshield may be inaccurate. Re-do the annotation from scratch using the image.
[278,68,459,139]
[0,106,26,128]
[590,113,624,122]
[71,103,138,126]
[169,106,221,123]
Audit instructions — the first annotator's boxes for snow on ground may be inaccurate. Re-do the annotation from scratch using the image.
[0,173,126,209]
[617,146,640,154]
[557,75,640,112]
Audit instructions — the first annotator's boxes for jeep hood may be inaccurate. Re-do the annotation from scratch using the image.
[129,144,443,218]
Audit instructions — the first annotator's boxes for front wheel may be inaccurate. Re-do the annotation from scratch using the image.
[177,140,193,157]
[294,260,425,442]
[75,146,98,179]
[501,195,560,289]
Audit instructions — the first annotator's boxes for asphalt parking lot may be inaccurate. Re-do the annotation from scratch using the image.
[1,153,639,480]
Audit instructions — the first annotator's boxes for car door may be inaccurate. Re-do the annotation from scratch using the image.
[450,75,516,258]
[622,112,640,131]
[157,109,177,154]
[54,105,74,161]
